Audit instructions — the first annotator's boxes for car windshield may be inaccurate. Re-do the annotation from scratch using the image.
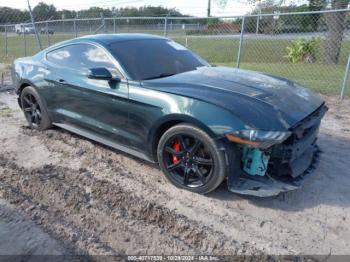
[109,39,209,80]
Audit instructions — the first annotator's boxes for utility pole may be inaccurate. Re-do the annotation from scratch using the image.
[27,0,42,50]
[207,0,211,17]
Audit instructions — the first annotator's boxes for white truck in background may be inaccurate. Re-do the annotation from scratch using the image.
[15,24,35,34]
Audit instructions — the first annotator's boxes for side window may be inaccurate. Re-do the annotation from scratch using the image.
[47,44,121,77]
[46,46,70,66]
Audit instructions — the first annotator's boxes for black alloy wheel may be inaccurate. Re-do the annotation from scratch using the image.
[20,86,52,130]
[158,124,227,194]
[22,93,42,128]
[163,134,214,188]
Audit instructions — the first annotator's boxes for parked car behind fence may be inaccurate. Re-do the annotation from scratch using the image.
[15,24,35,34]
[40,28,54,35]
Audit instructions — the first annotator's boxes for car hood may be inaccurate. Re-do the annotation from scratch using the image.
[141,66,324,130]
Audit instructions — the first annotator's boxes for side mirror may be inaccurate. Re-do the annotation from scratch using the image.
[88,68,113,81]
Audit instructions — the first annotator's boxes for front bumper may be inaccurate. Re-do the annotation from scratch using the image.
[227,104,327,197]
[228,144,321,197]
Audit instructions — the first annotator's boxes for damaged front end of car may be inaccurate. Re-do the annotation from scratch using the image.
[225,104,328,197]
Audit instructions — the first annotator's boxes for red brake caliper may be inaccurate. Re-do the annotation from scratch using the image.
[172,142,181,164]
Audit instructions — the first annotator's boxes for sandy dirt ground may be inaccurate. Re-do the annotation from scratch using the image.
[0,84,349,258]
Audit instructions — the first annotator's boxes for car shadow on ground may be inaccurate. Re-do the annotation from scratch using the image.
[207,133,350,212]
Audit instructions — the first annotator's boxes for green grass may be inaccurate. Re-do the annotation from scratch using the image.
[0,34,74,64]
[0,33,349,95]
[174,37,350,65]
[219,62,346,95]
[175,37,350,95]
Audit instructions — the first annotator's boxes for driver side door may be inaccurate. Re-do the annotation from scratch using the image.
[44,43,131,147]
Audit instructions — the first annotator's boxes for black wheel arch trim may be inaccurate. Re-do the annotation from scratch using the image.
[16,79,35,96]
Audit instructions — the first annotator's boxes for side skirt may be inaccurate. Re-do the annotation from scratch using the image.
[53,123,155,163]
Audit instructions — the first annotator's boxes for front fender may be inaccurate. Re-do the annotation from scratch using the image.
[147,99,247,159]
[129,84,248,160]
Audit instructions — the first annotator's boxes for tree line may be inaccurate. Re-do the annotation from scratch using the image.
[0,3,185,24]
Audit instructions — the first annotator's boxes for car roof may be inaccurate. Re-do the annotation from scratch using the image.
[43,33,167,53]
[38,33,168,65]
[76,33,166,45]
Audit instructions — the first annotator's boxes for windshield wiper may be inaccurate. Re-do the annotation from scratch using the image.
[143,73,176,80]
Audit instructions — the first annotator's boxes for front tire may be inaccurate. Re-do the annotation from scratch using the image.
[157,124,226,194]
[20,86,51,130]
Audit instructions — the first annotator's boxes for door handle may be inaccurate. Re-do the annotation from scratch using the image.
[56,79,66,83]
[44,78,67,85]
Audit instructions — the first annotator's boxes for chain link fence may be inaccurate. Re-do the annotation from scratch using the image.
[1,9,350,96]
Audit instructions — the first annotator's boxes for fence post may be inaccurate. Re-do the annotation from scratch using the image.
[46,21,50,47]
[236,16,245,68]
[100,12,106,33]
[23,27,27,56]
[113,18,116,33]
[341,54,350,99]
[74,19,78,38]
[4,26,8,56]
[164,17,168,37]
[256,1,261,34]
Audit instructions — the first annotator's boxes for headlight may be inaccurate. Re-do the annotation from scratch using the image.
[225,130,291,149]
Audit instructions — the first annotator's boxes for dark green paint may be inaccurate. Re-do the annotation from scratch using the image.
[12,34,324,163]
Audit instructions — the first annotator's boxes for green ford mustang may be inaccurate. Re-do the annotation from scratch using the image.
[11,34,327,197]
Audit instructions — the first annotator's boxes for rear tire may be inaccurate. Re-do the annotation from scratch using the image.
[157,124,226,194]
[20,86,51,130]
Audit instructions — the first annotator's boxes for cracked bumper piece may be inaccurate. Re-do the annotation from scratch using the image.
[228,104,326,197]
[228,144,321,197]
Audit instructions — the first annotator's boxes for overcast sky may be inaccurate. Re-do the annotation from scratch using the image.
[0,0,256,16]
